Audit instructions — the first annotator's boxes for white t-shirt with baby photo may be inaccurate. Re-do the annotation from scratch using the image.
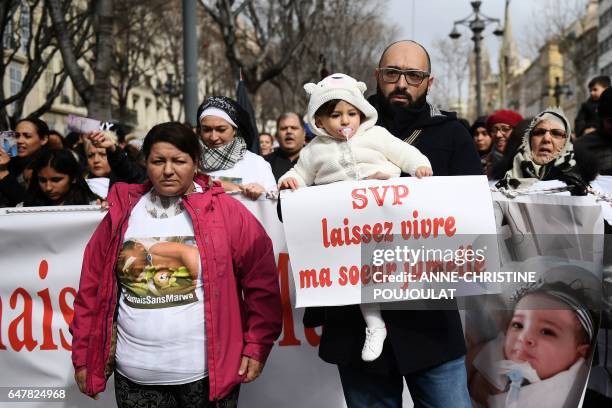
[115,187,207,385]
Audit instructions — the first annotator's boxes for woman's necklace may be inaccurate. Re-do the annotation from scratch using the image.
[144,189,184,219]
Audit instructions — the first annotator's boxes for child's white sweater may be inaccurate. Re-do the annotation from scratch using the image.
[278,125,431,186]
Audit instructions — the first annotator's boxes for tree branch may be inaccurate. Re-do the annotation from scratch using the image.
[46,0,93,103]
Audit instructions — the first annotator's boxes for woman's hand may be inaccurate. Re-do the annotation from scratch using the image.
[238,356,264,383]
[96,198,109,211]
[414,166,433,178]
[240,183,265,200]
[74,368,99,400]
[279,178,299,191]
[86,131,116,152]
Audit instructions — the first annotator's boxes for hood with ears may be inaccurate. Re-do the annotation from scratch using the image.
[304,73,378,138]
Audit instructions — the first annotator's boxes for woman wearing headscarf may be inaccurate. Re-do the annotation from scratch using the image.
[196,96,276,200]
[496,107,592,195]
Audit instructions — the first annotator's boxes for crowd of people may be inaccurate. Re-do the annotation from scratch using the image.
[463,75,612,194]
[1,39,611,407]
[2,77,611,210]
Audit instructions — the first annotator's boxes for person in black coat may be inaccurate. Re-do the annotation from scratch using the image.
[575,76,610,138]
[305,40,479,408]
[575,87,612,176]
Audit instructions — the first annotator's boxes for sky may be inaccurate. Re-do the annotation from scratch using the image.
[384,0,590,107]
[386,0,559,74]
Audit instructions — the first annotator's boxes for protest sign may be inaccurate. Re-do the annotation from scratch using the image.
[0,131,17,157]
[66,115,101,134]
[0,208,108,407]
[280,176,501,308]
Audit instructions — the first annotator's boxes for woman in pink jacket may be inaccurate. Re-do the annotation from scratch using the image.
[70,122,282,407]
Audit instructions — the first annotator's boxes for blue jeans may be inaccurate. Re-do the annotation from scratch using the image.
[338,356,471,408]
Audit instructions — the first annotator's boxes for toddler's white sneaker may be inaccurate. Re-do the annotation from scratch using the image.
[361,326,387,361]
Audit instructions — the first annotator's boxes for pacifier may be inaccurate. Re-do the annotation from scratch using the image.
[338,127,354,140]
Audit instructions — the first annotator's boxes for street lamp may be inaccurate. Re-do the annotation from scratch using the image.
[449,1,504,117]
[542,76,572,107]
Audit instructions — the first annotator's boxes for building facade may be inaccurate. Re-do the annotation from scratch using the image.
[1,1,217,136]
[505,0,598,125]
[599,0,612,75]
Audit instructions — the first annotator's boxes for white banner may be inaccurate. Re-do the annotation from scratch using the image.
[281,176,500,308]
[1,184,606,407]
[0,208,109,407]
[0,200,349,407]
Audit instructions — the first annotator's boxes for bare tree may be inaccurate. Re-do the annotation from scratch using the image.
[199,0,325,96]
[429,37,471,111]
[521,0,596,110]
[0,0,92,129]
[47,0,114,120]
[522,0,589,60]
[111,0,170,125]
[254,0,398,125]
[144,0,232,122]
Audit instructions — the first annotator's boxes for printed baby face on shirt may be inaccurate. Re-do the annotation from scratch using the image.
[116,236,199,309]
[503,293,590,380]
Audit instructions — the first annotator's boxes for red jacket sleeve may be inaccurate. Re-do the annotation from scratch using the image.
[69,213,113,370]
[223,196,282,363]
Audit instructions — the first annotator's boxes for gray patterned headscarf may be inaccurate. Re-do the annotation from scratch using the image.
[498,107,577,189]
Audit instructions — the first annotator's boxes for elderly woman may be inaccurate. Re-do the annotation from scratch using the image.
[196,96,276,200]
[71,122,282,407]
[496,108,591,195]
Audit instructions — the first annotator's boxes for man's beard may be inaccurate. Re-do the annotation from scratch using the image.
[377,85,428,112]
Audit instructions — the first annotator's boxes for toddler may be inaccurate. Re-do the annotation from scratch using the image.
[279,73,432,361]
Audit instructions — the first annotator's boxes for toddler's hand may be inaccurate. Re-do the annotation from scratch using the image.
[414,166,433,178]
[279,178,299,191]
[365,171,391,180]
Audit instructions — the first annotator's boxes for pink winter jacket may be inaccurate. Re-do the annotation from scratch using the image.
[70,174,282,401]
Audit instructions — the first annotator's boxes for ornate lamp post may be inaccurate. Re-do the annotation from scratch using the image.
[449,1,504,117]
[541,76,572,107]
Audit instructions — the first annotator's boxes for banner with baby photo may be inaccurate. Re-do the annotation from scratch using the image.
[463,193,604,408]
